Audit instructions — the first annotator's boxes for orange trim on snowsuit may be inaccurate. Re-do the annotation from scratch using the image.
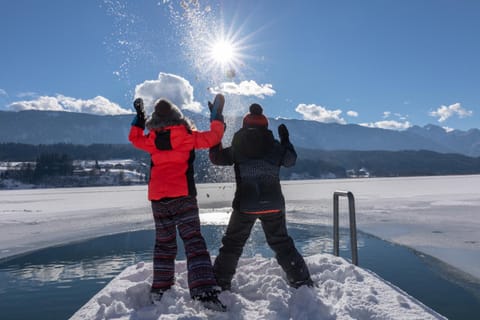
[242,209,281,215]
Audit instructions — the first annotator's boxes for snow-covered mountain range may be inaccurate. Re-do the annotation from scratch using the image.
[1,110,479,156]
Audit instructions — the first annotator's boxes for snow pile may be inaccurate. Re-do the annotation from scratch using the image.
[71,254,445,320]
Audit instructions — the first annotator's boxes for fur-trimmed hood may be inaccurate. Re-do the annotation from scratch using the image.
[146,115,194,131]
[145,99,195,131]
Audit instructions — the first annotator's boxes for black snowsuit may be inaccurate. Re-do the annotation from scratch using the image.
[209,126,312,290]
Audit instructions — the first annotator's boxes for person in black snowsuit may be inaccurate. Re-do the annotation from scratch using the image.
[209,103,313,291]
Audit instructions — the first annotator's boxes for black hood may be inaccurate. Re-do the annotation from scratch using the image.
[232,127,275,159]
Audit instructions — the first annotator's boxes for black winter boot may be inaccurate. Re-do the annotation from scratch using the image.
[193,290,227,312]
[279,252,314,289]
[290,277,315,288]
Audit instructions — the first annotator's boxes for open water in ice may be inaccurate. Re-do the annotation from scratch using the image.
[0,223,479,320]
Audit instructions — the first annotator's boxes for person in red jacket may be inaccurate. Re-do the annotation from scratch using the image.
[129,95,226,311]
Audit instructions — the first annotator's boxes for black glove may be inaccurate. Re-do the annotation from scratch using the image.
[131,98,146,129]
[134,98,145,118]
[208,94,225,122]
[278,124,290,145]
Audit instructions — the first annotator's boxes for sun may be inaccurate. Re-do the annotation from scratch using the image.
[209,39,237,66]
[198,21,251,79]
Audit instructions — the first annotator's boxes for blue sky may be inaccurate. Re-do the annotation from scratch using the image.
[0,0,479,131]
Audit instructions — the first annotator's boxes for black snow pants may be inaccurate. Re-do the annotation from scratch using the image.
[213,210,311,289]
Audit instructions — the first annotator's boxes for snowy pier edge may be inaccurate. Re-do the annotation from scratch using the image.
[70,254,446,320]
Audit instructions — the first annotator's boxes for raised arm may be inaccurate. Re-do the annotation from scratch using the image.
[192,93,226,149]
[278,124,297,167]
[192,120,225,149]
[128,98,156,153]
[209,143,234,166]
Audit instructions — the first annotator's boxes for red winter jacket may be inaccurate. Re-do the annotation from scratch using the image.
[129,120,224,200]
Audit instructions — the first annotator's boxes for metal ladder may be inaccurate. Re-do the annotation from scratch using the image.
[333,190,359,266]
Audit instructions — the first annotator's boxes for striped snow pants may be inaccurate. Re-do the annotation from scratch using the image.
[151,196,217,297]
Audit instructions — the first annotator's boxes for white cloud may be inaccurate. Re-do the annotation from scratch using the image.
[8,95,131,115]
[0,88,7,97]
[295,103,346,124]
[381,111,409,122]
[134,72,202,114]
[347,110,358,117]
[360,120,412,131]
[429,102,473,122]
[442,126,455,133]
[274,116,292,120]
[208,80,276,98]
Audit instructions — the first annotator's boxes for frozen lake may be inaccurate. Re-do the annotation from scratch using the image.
[0,175,479,319]
[1,175,479,282]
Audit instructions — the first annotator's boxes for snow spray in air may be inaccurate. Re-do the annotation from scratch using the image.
[102,0,264,181]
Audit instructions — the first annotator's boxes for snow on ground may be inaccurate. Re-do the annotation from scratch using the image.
[0,185,152,259]
[279,175,480,281]
[70,254,445,320]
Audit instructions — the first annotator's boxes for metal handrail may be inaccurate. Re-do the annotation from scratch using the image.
[333,190,359,265]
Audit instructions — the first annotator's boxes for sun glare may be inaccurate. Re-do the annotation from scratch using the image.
[210,39,236,66]
[197,20,251,79]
